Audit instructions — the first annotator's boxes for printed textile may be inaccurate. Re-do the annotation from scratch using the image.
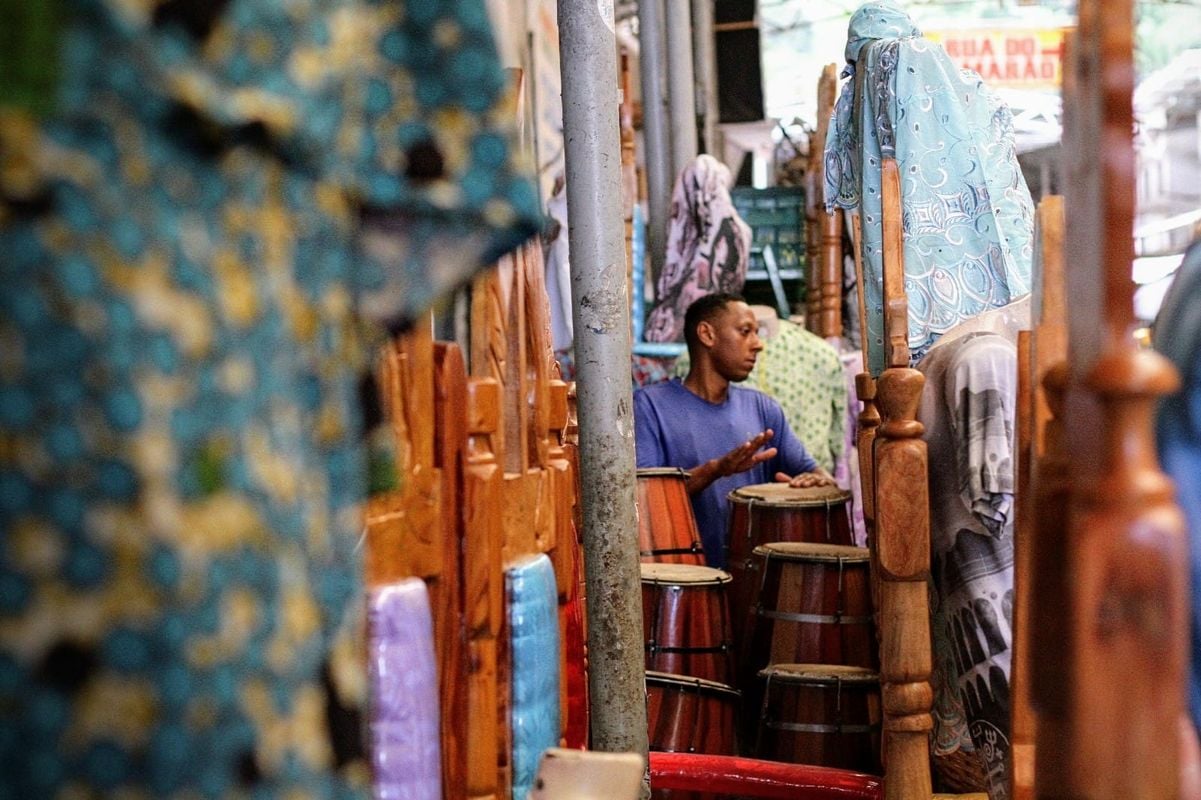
[824,0,1034,376]
[1154,239,1201,735]
[673,321,846,472]
[644,155,752,343]
[0,0,540,796]
[918,331,1018,800]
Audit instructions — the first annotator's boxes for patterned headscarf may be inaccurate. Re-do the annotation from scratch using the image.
[823,0,1034,374]
[644,154,752,343]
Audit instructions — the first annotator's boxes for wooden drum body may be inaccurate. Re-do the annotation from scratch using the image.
[742,542,876,677]
[638,468,705,565]
[726,483,853,647]
[641,564,735,685]
[646,671,740,756]
[646,671,740,800]
[754,664,881,774]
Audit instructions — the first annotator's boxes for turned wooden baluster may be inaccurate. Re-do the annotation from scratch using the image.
[1011,195,1066,800]
[874,158,933,800]
[464,377,504,800]
[815,64,844,340]
[1033,4,1186,796]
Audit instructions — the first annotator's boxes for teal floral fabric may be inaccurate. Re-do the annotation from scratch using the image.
[824,0,1034,376]
[0,0,540,796]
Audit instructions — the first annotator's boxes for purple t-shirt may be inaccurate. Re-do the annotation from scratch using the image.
[634,379,818,567]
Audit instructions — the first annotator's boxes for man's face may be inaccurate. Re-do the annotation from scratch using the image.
[704,301,763,382]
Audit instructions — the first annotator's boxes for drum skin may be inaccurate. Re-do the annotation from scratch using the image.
[752,664,881,775]
[641,564,736,685]
[646,671,741,800]
[638,468,706,565]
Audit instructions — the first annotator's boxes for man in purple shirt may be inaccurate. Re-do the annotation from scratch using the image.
[634,293,835,567]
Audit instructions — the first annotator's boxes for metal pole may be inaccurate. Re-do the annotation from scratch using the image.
[691,0,719,155]
[665,0,698,177]
[638,0,673,308]
[556,0,651,776]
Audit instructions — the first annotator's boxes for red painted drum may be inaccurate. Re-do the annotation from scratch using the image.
[638,468,706,565]
[641,563,736,685]
[753,664,882,775]
[740,542,876,684]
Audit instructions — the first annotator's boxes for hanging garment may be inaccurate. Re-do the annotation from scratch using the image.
[918,330,1021,800]
[824,0,1034,376]
[0,0,540,796]
[644,154,752,343]
[837,349,868,547]
[1154,238,1201,735]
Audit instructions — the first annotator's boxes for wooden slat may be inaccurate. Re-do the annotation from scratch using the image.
[816,63,843,339]
[880,160,908,369]
[434,342,469,800]
[464,377,503,800]
[1010,330,1035,800]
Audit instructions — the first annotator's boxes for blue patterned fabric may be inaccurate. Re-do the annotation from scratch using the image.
[824,0,1034,376]
[1154,239,1201,735]
[507,554,561,800]
[368,579,442,800]
[0,0,540,796]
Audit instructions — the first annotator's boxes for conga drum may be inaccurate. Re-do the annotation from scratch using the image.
[638,468,706,565]
[641,564,735,685]
[725,483,853,645]
[741,542,876,680]
[646,671,740,800]
[753,664,881,774]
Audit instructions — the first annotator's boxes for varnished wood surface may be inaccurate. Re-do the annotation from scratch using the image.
[1034,3,1188,796]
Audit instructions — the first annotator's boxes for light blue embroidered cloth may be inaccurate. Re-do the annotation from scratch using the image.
[824,1,1034,375]
[507,554,562,800]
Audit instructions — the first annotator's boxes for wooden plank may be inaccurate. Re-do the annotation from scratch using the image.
[464,377,503,800]
[815,63,843,339]
[434,342,469,800]
[880,159,908,369]
[1010,330,1035,800]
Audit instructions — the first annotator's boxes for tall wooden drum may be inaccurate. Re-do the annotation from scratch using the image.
[637,468,706,565]
[641,564,735,685]
[741,542,876,679]
[753,664,881,774]
[646,671,740,800]
[726,483,853,647]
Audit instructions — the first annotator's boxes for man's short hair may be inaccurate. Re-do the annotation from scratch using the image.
[683,292,746,353]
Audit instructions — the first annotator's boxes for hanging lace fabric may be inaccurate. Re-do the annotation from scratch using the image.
[824,0,1034,376]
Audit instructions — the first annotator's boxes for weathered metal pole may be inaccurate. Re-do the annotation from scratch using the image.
[638,0,673,301]
[692,0,719,155]
[556,0,651,774]
[665,0,698,177]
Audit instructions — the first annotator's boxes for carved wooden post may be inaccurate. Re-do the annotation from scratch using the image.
[815,64,843,340]
[1033,4,1187,796]
[464,377,504,800]
[874,159,933,800]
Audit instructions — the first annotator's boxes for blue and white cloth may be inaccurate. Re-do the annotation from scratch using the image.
[824,1,1034,376]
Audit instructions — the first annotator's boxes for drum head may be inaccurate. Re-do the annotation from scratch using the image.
[728,483,852,507]
[637,467,691,479]
[640,563,731,586]
[752,542,869,563]
[645,670,741,699]
[757,664,879,684]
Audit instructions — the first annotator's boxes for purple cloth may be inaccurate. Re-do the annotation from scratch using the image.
[634,379,818,567]
[369,579,442,800]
